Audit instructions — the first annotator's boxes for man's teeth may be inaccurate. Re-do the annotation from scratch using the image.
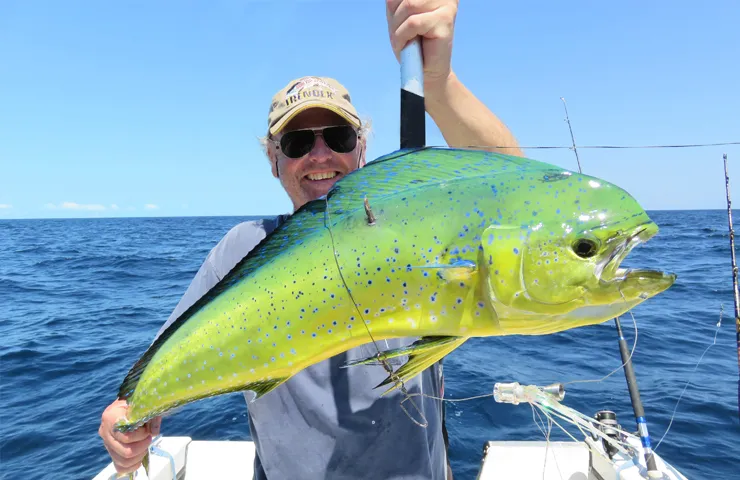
[307,172,337,181]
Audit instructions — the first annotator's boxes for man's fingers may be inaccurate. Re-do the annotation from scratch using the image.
[103,436,150,474]
[393,9,449,53]
[389,0,447,37]
[99,400,158,474]
[107,433,152,464]
[386,0,404,21]
[111,424,152,444]
[148,416,162,436]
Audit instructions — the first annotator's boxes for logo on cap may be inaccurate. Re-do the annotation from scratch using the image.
[285,77,337,98]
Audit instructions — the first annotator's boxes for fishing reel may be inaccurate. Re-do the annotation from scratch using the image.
[593,410,623,459]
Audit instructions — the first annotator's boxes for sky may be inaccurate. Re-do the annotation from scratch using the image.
[1,0,738,219]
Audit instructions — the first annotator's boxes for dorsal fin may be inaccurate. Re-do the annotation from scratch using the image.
[325,147,558,224]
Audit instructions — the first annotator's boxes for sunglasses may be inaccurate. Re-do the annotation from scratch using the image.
[274,125,358,159]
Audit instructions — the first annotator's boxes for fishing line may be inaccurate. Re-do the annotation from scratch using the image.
[401,387,498,404]
[323,195,428,427]
[419,141,740,150]
[532,403,566,480]
[529,404,561,480]
[531,403,571,480]
[531,391,638,456]
[531,402,550,440]
[560,291,640,388]
[653,305,724,452]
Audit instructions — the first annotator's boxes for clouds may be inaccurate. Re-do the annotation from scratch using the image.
[45,202,106,211]
[144,204,159,210]
[0,204,12,209]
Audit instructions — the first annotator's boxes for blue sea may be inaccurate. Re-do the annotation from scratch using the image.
[1,211,738,480]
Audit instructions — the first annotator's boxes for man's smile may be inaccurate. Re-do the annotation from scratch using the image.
[305,171,339,181]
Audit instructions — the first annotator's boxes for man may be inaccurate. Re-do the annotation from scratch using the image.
[99,1,523,478]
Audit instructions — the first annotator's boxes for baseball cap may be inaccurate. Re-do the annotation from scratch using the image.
[267,76,361,136]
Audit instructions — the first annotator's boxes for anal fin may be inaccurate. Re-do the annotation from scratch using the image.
[142,452,150,478]
[345,336,468,395]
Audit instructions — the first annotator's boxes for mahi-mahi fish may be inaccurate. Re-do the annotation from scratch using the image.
[114,147,675,432]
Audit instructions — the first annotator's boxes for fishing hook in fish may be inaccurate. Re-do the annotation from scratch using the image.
[364,197,376,226]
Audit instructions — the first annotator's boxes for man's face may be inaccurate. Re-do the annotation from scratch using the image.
[270,108,365,210]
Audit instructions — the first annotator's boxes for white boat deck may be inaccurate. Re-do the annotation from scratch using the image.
[93,435,688,480]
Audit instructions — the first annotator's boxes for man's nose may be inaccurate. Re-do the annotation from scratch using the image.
[308,134,332,162]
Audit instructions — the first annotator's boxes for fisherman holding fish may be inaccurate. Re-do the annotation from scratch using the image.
[99,1,523,478]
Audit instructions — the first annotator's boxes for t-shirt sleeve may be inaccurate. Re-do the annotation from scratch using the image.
[152,219,278,342]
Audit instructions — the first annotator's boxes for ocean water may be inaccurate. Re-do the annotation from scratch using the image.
[1,211,738,480]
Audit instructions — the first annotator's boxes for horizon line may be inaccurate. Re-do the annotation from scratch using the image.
[2,207,738,222]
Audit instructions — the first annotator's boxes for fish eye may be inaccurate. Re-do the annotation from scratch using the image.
[572,238,599,258]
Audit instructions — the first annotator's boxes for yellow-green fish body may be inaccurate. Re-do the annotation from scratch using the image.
[115,148,675,431]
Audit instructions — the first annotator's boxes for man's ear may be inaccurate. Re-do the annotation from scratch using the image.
[268,145,280,178]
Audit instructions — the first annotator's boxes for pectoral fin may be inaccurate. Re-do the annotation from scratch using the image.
[481,225,527,306]
[345,336,468,395]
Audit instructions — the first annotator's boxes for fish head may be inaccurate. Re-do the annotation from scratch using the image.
[481,171,676,329]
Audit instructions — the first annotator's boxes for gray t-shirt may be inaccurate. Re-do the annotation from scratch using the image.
[156,217,449,479]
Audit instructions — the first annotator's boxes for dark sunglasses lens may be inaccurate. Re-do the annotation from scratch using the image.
[323,126,357,153]
[280,130,315,158]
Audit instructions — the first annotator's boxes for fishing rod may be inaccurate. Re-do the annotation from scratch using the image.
[560,97,661,476]
[400,39,425,149]
[721,154,740,421]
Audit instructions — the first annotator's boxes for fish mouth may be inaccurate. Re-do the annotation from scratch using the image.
[597,222,676,295]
